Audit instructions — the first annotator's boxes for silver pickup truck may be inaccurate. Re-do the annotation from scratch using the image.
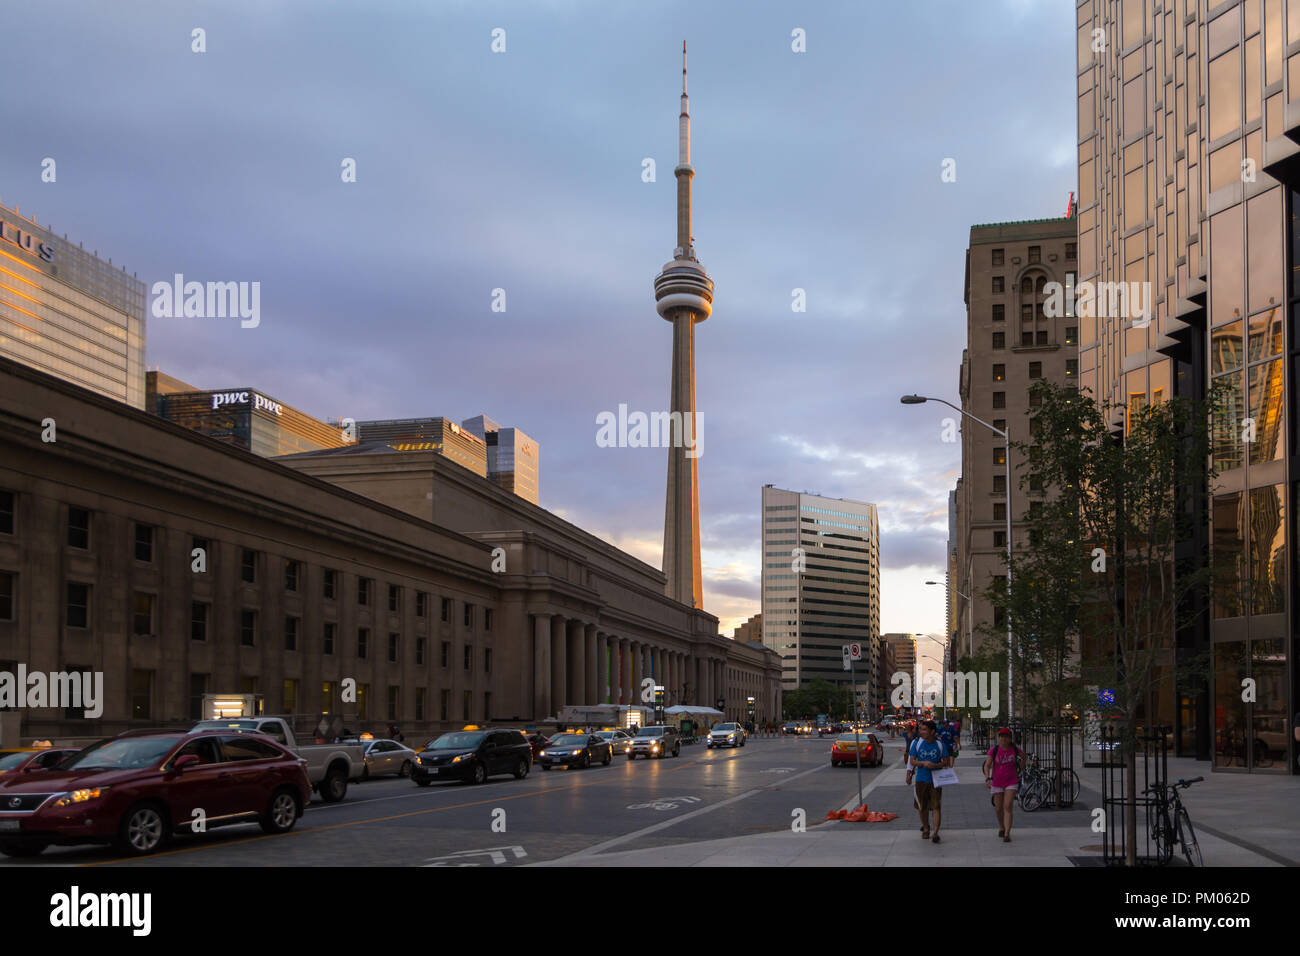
[191,717,365,803]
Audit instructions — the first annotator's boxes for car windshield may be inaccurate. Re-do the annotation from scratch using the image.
[427,732,485,751]
[549,735,587,746]
[715,724,737,731]
[0,752,32,770]
[595,732,614,739]
[62,736,182,770]
[635,727,665,737]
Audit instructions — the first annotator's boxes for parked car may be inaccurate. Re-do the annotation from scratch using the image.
[831,732,884,767]
[0,729,311,857]
[538,733,613,770]
[707,723,746,749]
[359,738,416,779]
[0,748,81,776]
[594,729,633,755]
[628,725,680,759]
[411,729,532,786]
[191,716,363,803]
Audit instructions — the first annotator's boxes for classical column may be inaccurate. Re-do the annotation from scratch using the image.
[596,632,609,704]
[568,620,587,706]
[551,615,567,713]
[533,614,552,719]
[585,624,599,705]
[631,641,642,707]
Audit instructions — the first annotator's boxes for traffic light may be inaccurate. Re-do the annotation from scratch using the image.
[653,685,665,723]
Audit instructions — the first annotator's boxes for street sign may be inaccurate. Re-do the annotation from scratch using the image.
[849,642,862,660]
[842,645,851,671]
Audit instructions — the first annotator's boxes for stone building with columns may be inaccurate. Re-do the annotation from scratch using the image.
[0,358,781,739]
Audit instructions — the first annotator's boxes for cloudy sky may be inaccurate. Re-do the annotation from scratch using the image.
[1,0,1075,639]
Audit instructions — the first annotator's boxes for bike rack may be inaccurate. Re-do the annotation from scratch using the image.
[1100,724,1170,866]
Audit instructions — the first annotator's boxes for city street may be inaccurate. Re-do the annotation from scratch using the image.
[1,734,885,868]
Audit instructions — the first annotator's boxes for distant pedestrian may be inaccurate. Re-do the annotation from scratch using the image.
[906,719,951,843]
[983,728,1025,842]
[938,720,955,757]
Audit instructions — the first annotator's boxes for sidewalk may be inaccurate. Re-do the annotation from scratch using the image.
[537,736,1297,867]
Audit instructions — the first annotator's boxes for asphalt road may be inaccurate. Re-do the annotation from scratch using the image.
[3,733,896,868]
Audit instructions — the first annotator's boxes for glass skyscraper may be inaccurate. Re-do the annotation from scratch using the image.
[760,486,880,710]
[0,201,146,408]
[1077,0,1296,771]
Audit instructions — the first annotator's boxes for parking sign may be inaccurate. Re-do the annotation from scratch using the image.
[849,642,862,661]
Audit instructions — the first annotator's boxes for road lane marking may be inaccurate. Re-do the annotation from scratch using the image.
[77,744,812,866]
[553,761,830,861]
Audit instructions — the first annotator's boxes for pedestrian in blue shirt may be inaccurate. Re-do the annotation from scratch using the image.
[906,719,952,843]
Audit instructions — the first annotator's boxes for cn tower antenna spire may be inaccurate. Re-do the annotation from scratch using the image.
[655,42,714,611]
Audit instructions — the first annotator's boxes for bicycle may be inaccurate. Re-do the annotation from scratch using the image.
[1143,776,1203,867]
[1017,756,1081,811]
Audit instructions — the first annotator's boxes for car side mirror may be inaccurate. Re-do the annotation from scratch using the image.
[173,754,201,772]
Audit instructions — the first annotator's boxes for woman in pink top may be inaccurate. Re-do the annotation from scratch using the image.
[983,728,1025,842]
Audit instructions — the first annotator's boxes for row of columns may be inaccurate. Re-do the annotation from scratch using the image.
[530,613,726,718]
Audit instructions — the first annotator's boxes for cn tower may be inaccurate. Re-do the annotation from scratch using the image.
[654,42,713,609]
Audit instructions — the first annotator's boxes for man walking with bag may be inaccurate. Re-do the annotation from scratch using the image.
[905,719,952,843]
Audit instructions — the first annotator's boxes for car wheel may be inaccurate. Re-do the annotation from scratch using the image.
[542,763,551,770]
[399,760,412,778]
[470,761,487,785]
[627,753,635,760]
[513,759,529,779]
[361,764,370,781]
[673,744,680,757]
[319,766,348,803]
[740,738,746,747]
[602,750,612,766]
[117,802,170,856]
[707,743,713,749]
[0,841,47,857]
[260,788,300,835]
[415,778,433,787]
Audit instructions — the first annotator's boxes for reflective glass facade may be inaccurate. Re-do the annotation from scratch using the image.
[157,389,348,457]
[760,486,880,709]
[1079,0,1298,771]
[0,203,145,408]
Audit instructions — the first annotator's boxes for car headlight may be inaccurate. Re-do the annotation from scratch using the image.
[452,753,471,763]
[571,750,583,756]
[54,787,108,807]
[414,756,423,765]
[539,750,548,757]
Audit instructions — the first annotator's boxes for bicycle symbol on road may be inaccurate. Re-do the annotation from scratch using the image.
[627,796,702,811]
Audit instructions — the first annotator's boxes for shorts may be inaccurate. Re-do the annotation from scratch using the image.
[988,784,1018,794]
[914,781,942,813]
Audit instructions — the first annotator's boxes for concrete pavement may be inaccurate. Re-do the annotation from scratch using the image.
[540,734,1296,867]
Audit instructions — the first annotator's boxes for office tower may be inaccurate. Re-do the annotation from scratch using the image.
[761,486,880,708]
[956,213,1079,668]
[1077,0,1295,768]
[355,418,488,477]
[148,372,348,457]
[0,201,146,408]
[462,415,540,504]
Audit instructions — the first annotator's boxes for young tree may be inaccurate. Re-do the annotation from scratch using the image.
[981,380,1215,864]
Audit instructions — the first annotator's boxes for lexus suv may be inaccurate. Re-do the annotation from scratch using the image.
[628,725,680,760]
[0,729,310,857]
[707,723,746,749]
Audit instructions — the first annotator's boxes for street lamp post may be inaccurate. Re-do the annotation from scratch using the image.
[903,394,1014,721]
[917,646,949,720]
[925,580,973,659]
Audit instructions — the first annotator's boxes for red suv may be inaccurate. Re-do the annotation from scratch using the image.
[0,729,311,857]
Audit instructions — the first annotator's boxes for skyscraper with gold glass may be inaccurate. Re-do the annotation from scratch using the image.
[1077,0,1295,772]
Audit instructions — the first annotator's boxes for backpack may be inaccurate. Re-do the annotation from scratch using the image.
[987,743,1021,772]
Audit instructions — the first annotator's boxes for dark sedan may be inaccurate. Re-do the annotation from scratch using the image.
[0,730,311,857]
[411,729,532,786]
[537,733,613,770]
